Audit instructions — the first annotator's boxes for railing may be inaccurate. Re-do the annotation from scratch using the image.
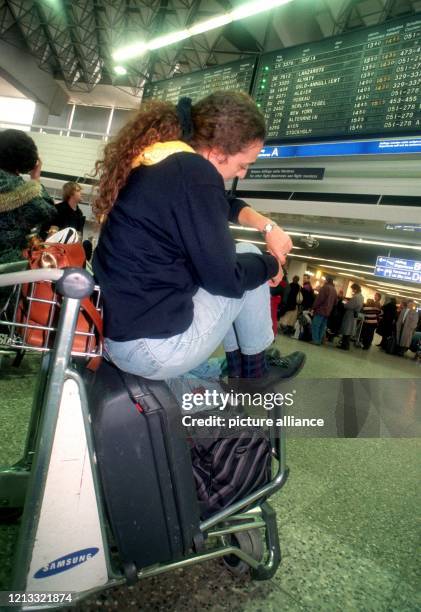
[0,119,108,141]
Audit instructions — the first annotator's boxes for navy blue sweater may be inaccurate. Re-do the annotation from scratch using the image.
[93,152,278,341]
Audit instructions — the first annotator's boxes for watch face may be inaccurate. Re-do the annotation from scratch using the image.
[265,223,273,233]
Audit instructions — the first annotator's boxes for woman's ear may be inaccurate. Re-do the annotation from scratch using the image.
[208,147,227,165]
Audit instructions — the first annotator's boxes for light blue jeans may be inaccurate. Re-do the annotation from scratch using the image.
[105,243,274,380]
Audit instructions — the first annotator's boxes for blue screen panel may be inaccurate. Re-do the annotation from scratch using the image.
[259,138,421,159]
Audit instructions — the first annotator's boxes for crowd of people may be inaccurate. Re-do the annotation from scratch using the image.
[273,273,420,359]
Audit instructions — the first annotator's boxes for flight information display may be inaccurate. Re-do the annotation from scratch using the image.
[253,16,421,141]
[143,58,256,104]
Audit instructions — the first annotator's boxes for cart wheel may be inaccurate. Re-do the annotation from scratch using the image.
[223,529,264,576]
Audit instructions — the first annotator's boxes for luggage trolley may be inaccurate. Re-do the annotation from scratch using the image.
[0,265,287,610]
[353,313,365,348]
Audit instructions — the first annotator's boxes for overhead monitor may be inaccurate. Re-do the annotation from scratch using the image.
[142,58,256,104]
[252,16,421,142]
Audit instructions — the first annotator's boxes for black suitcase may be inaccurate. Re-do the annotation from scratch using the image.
[86,360,202,571]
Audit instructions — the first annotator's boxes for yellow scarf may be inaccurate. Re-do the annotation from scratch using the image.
[131,140,195,169]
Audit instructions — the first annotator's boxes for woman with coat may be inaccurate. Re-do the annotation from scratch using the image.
[337,283,364,350]
[395,302,419,356]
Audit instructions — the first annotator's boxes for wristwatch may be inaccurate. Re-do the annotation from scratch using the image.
[262,222,277,235]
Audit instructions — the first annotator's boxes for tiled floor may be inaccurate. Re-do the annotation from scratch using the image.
[0,343,420,611]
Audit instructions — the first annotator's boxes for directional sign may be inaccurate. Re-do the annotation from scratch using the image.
[258,138,421,159]
[375,257,421,284]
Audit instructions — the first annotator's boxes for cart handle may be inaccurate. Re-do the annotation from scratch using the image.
[0,267,95,300]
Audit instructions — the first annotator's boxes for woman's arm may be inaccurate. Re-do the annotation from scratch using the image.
[237,206,293,266]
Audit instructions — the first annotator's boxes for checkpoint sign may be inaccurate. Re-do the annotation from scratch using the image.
[375,257,421,284]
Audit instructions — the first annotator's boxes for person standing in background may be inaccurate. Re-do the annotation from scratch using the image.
[377,297,397,349]
[311,276,337,345]
[373,292,382,310]
[301,273,315,310]
[395,301,418,356]
[338,283,364,350]
[280,275,302,335]
[360,298,381,350]
[54,182,85,235]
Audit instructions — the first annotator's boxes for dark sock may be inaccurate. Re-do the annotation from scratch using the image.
[241,350,269,378]
[225,349,242,378]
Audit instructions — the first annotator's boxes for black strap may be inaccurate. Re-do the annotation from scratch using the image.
[117,369,149,413]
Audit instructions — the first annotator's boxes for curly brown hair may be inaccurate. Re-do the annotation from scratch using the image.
[93,100,181,218]
[189,91,265,154]
[93,91,265,219]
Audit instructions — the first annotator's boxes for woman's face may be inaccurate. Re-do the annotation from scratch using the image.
[204,140,264,181]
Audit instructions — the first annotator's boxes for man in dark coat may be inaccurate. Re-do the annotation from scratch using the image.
[311,276,337,345]
[301,273,315,309]
[377,297,397,349]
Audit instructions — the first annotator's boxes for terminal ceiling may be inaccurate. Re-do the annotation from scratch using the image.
[0,0,420,99]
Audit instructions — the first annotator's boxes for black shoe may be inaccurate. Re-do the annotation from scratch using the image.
[337,344,349,351]
[223,352,306,392]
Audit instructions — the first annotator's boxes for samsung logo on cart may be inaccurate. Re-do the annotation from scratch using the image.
[34,547,99,578]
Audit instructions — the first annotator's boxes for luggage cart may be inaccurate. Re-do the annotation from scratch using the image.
[353,313,365,348]
[0,265,287,611]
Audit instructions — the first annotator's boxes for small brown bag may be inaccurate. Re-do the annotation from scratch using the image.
[17,241,102,364]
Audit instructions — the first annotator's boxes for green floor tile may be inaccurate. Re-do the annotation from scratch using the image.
[276,439,421,576]
[386,581,421,612]
[273,335,420,379]
[274,519,399,611]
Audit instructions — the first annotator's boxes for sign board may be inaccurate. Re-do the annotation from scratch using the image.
[246,167,324,180]
[253,16,421,141]
[375,256,421,283]
[258,138,421,159]
[143,58,256,104]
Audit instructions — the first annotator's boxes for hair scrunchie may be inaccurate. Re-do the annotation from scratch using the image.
[176,97,194,140]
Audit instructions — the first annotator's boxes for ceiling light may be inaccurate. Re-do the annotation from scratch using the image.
[147,30,190,50]
[189,14,233,36]
[287,253,374,270]
[232,0,292,20]
[285,231,421,252]
[229,225,421,252]
[113,42,148,62]
[113,65,127,75]
[365,281,421,295]
[112,0,294,62]
[292,261,376,276]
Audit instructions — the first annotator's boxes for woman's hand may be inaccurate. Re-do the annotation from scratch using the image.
[268,253,284,287]
[265,225,293,266]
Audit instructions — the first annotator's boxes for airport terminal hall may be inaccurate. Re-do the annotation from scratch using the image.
[1,0,421,610]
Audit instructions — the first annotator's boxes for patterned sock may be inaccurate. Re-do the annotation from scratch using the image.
[225,349,242,378]
[241,351,269,378]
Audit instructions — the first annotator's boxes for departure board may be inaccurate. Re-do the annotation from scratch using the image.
[253,16,421,141]
[143,58,256,103]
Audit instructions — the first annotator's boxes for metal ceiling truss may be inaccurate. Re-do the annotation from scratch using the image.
[0,0,419,93]
[333,0,419,34]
